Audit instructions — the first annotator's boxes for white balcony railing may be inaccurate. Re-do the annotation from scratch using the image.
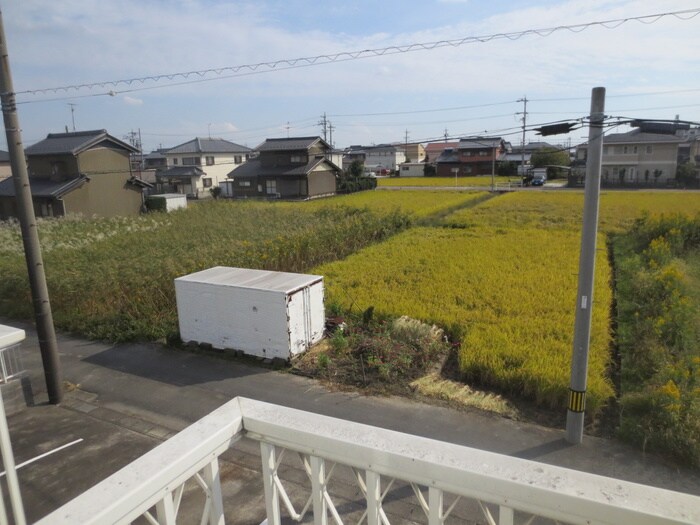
[37,397,700,525]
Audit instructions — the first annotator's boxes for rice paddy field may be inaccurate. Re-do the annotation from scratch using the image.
[377,176,502,187]
[314,190,700,412]
[1,188,699,417]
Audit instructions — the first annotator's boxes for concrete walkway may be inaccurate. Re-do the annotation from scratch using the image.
[4,320,700,523]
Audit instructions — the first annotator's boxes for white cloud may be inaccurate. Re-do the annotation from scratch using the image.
[123,96,143,106]
[221,122,239,132]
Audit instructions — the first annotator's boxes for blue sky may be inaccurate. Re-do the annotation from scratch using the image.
[3,0,700,152]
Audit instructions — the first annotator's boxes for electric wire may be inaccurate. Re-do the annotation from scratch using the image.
[13,8,700,99]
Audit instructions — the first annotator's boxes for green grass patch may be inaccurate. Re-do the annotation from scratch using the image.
[0,201,410,341]
[613,213,700,465]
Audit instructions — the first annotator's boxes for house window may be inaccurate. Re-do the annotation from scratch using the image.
[632,146,638,154]
[239,180,251,187]
[646,145,653,154]
[603,147,608,155]
[623,146,629,154]
[266,180,277,195]
[183,157,201,166]
[291,155,306,163]
[172,158,178,165]
[479,151,488,156]
[234,155,243,164]
[205,156,215,166]
[202,178,212,188]
[50,161,66,180]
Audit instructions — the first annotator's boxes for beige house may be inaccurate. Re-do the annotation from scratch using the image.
[402,143,426,163]
[576,130,684,185]
[0,130,149,219]
[156,138,251,198]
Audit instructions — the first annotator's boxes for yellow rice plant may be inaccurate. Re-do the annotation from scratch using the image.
[378,176,500,188]
[444,191,700,232]
[314,226,613,411]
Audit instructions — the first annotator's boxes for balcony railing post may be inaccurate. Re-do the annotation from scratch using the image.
[366,471,381,525]
[428,487,443,525]
[260,442,281,525]
[499,506,514,525]
[310,456,328,525]
[155,492,176,525]
[202,458,225,525]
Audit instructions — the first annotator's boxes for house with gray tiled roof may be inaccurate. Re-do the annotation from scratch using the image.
[157,138,251,198]
[575,129,686,185]
[0,130,150,219]
[223,136,339,199]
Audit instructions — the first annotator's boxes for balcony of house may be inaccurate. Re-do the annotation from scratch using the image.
[37,397,699,525]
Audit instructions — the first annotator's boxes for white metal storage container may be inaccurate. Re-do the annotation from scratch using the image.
[175,267,324,359]
[0,324,25,383]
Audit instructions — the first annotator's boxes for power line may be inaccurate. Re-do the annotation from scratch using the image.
[13,8,700,99]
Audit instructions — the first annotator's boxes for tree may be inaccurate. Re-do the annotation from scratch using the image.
[347,159,364,178]
[530,147,570,168]
[676,163,698,187]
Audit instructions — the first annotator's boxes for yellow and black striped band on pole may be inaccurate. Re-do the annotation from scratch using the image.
[568,389,586,413]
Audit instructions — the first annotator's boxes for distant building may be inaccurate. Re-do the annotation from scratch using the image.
[157,138,251,198]
[575,129,687,185]
[225,136,340,199]
[0,150,10,182]
[402,143,426,163]
[363,144,406,172]
[0,129,150,219]
[436,137,509,177]
[424,142,459,165]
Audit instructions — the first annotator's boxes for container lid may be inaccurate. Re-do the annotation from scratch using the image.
[176,267,323,294]
[0,324,25,348]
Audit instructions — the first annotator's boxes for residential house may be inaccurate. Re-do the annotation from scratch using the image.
[0,150,10,182]
[575,129,686,185]
[436,137,508,177]
[226,136,340,199]
[363,144,406,173]
[402,143,426,163]
[342,146,366,171]
[505,141,555,175]
[157,138,251,198]
[424,142,459,165]
[0,129,149,219]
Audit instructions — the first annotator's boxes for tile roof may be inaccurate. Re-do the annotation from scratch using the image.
[25,130,138,156]
[424,142,459,156]
[0,175,89,198]
[435,149,460,163]
[256,137,329,152]
[458,137,504,149]
[166,138,252,154]
[226,158,338,178]
[603,129,685,144]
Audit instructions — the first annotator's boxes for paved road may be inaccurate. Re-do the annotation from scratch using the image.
[9,320,698,498]
[4,319,700,523]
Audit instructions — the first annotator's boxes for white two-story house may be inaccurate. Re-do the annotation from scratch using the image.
[156,138,252,198]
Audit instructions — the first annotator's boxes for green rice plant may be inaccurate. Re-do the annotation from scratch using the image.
[288,190,489,219]
[0,201,410,341]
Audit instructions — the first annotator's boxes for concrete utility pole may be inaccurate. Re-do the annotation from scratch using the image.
[566,87,606,444]
[318,113,328,142]
[517,96,528,177]
[67,103,76,131]
[328,122,335,148]
[0,9,63,404]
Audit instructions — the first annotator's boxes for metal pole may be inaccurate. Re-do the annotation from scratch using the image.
[0,389,27,525]
[491,143,496,192]
[565,87,605,444]
[0,9,63,404]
